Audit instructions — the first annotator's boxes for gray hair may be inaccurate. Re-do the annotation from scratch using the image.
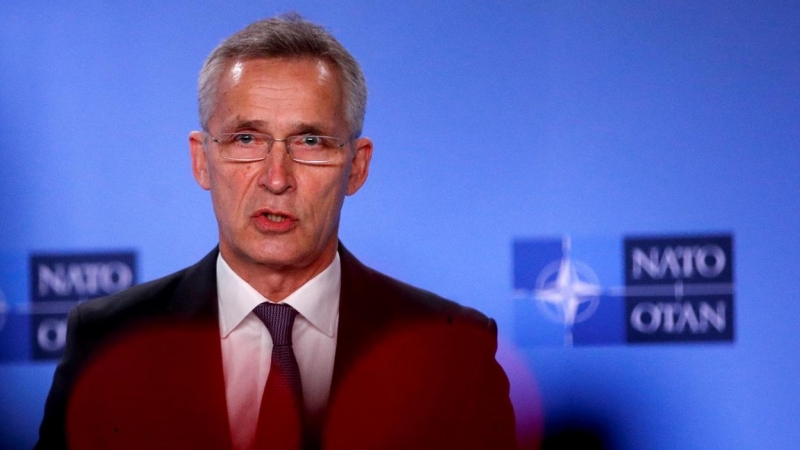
[198,13,367,138]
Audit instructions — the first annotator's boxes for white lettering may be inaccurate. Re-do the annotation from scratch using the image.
[631,245,727,280]
[659,302,673,332]
[631,302,661,333]
[675,302,701,332]
[679,246,694,277]
[67,264,87,296]
[99,262,133,293]
[631,248,658,279]
[38,265,68,296]
[699,301,727,332]
[695,245,726,278]
[660,247,683,279]
[630,300,728,335]
[37,318,67,352]
[37,262,134,297]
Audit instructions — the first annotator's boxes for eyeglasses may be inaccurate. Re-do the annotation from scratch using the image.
[205,132,349,164]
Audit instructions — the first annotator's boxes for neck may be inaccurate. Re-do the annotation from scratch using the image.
[220,242,338,302]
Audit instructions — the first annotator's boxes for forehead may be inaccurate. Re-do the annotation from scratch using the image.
[215,57,343,102]
[209,57,346,130]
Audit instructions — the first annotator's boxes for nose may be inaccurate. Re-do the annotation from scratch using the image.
[259,140,295,194]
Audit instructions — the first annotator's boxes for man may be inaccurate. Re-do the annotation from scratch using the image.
[37,14,516,450]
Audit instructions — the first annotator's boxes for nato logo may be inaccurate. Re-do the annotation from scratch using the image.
[513,234,734,346]
[625,235,734,343]
[513,236,625,346]
[29,252,137,360]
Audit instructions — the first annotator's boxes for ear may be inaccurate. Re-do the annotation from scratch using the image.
[346,137,373,196]
[189,131,211,190]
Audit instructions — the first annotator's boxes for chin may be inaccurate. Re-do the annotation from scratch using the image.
[249,248,303,268]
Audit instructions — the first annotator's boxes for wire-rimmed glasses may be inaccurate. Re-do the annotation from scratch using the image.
[205,132,348,164]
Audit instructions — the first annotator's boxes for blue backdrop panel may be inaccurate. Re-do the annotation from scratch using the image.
[1,1,799,449]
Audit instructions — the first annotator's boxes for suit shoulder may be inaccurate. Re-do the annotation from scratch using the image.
[361,263,494,330]
[67,247,219,347]
[73,266,189,326]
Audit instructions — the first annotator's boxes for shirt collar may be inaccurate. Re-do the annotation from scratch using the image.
[216,252,341,339]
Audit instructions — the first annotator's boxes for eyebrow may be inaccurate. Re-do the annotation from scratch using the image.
[218,118,332,136]
[218,119,269,133]
[290,122,328,136]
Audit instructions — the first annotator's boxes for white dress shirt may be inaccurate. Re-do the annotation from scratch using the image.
[216,253,340,450]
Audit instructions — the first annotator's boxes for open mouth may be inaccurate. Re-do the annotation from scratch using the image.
[264,213,288,223]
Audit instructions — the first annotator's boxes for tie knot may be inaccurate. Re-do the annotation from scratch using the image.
[254,303,298,346]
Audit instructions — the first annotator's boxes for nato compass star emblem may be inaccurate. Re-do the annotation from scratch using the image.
[533,237,602,346]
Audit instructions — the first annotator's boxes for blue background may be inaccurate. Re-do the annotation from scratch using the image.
[2,1,799,448]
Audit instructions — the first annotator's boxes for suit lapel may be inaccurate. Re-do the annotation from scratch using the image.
[169,247,220,321]
[168,247,232,449]
[169,245,383,446]
[330,243,393,397]
[174,245,384,401]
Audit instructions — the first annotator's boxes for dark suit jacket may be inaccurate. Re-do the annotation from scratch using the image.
[36,244,516,449]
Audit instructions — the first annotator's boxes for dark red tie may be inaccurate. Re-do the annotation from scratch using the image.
[253,303,304,449]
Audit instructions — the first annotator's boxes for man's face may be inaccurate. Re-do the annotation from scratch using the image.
[189,57,372,281]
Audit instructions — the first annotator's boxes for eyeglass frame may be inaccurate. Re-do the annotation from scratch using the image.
[202,130,352,165]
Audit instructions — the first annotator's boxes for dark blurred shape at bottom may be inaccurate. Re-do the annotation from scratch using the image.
[540,415,613,450]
